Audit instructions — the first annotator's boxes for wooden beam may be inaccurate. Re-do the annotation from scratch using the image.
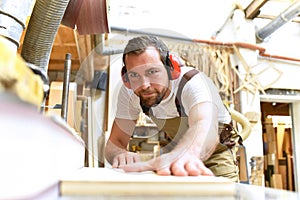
[48,59,81,71]
[74,32,94,82]
[244,0,268,19]
[50,45,79,60]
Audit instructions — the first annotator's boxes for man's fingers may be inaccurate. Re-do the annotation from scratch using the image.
[155,167,172,176]
[113,152,215,177]
[185,162,201,176]
[112,152,141,168]
[112,154,124,168]
[196,161,214,176]
[171,160,188,176]
[200,166,214,176]
[167,159,215,176]
[119,161,153,172]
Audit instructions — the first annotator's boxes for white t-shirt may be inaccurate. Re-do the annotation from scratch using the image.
[116,66,231,124]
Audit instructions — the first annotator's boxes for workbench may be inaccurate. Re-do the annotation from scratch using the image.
[59,167,300,200]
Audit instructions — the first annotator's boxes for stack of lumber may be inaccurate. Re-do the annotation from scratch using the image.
[263,118,294,190]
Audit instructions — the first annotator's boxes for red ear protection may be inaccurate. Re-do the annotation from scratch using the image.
[167,53,181,80]
[121,53,181,89]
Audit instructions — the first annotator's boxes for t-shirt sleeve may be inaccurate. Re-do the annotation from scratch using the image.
[115,85,141,120]
[181,73,214,109]
[181,72,230,123]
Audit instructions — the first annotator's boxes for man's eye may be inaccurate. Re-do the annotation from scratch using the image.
[147,69,159,75]
[128,73,140,79]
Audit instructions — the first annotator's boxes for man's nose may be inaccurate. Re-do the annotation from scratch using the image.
[140,76,151,89]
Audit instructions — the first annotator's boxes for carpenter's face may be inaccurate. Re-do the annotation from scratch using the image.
[124,47,170,107]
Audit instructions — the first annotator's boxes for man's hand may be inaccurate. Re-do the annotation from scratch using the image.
[118,151,214,176]
[112,151,141,168]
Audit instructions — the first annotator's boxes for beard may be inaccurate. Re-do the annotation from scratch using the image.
[140,92,163,108]
[138,87,168,109]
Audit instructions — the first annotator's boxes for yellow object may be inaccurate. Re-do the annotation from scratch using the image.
[0,36,44,107]
[228,107,252,141]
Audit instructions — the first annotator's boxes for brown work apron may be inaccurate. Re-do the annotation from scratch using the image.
[150,115,240,182]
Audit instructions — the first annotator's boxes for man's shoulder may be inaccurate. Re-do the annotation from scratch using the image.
[118,84,138,101]
[172,67,201,96]
[177,66,206,83]
[179,66,197,74]
[179,66,206,79]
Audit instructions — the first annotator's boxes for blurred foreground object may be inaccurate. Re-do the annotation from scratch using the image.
[0,92,85,199]
[0,36,44,108]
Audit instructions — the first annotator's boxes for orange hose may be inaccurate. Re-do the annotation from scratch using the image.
[192,39,299,63]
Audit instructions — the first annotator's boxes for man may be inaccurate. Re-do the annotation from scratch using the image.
[105,35,239,182]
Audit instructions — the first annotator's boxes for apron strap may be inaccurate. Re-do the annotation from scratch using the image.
[175,69,199,116]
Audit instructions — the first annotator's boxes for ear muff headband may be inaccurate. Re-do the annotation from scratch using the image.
[121,52,181,89]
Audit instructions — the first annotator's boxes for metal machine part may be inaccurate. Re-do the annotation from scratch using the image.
[0,0,34,49]
[61,53,72,121]
[256,1,300,42]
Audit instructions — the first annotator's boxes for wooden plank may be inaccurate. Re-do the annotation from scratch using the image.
[54,25,77,46]
[278,158,287,190]
[47,81,77,128]
[60,167,235,197]
[283,128,293,155]
[50,46,79,60]
[237,146,248,183]
[267,153,279,174]
[271,174,283,189]
[50,25,80,71]
[74,32,94,81]
[244,0,268,19]
[268,141,277,154]
[277,124,285,158]
[287,155,294,191]
[48,59,80,71]
[265,118,275,142]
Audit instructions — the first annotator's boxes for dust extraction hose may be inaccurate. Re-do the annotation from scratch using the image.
[21,0,70,79]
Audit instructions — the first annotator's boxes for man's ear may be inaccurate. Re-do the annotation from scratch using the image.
[121,66,131,89]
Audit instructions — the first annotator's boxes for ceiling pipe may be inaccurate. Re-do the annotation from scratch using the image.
[111,26,193,43]
[99,26,300,63]
[256,0,300,42]
[93,26,194,56]
[94,33,124,56]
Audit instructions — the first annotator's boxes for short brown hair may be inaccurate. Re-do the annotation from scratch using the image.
[122,35,169,66]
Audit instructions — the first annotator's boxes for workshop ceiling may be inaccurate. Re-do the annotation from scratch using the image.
[29,0,299,72]
[244,0,300,22]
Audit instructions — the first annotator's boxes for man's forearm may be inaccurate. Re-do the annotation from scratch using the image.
[176,102,220,161]
[172,120,219,161]
[105,140,127,164]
